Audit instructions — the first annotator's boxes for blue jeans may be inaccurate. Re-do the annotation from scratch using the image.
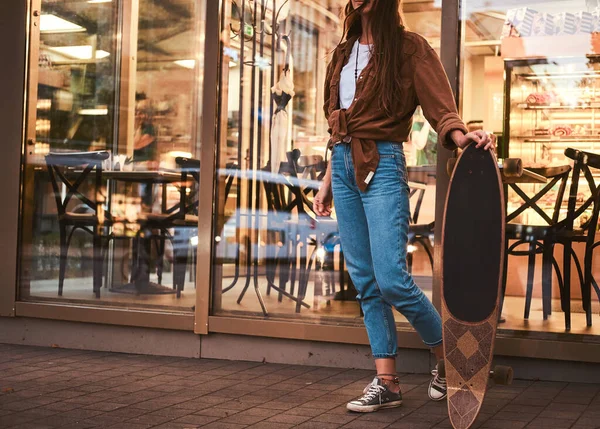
[331,141,442,358]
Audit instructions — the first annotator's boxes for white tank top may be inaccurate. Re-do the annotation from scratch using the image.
[339,40,373,110]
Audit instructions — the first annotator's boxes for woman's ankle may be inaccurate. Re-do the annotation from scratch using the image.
[378,374,401,393]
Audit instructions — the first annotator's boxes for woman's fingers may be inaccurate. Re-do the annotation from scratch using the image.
[314,200,331,216]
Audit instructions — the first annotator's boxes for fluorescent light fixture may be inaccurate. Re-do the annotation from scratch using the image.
[87,0,111,3]
[78,107,108,115]
[41,14,85,33]
[168,151,193,159]
[47,45,110,60]
[174,59,195,69]
[175,59,236,68]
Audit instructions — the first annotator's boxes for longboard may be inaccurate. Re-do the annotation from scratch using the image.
[441,144,514,429]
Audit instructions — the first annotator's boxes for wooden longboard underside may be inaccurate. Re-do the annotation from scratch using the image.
[441,144,505,429]
[442,306,498,429]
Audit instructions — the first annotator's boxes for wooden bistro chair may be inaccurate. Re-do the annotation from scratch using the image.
[499,165,571,320]
[543,149,600,330]
[45,151,111,298]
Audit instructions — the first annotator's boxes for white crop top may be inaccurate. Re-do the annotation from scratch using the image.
[339,40,373,110]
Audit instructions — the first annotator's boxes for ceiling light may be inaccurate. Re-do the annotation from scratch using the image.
[40,14,85,33]
[87,0,112,3]
[168,151,193,159]
[47,45,110,60]
[79,107,108,116]
[174,60,195,69]
[174,59,236,69]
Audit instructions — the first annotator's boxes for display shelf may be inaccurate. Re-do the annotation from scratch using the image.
[503,56,600,221]
[513,137,600,143]
[517,104,600,110]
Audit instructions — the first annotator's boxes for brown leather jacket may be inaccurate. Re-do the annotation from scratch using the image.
[324,29,467,191]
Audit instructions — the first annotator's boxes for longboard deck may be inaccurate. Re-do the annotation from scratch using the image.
[442,144,505,429]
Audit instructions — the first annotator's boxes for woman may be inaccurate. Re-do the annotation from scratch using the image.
[313,0,494,413]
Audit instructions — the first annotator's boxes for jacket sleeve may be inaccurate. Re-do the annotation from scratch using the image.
[412,47,467,150]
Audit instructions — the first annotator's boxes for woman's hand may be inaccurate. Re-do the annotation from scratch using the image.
[314,182,333,217]
[451,130,496,151]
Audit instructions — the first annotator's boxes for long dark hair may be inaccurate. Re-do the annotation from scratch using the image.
[341,0,406,116]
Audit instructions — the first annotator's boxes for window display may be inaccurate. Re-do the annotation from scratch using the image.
[461,0,600,333]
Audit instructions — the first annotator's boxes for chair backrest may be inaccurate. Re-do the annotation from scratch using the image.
[175,157,200,217]
[262,165,289,219]
[276,150,311,216]
[506,165,572,226]
[408,181,427,225]
[44,151,109,219]
[559,148,600,234]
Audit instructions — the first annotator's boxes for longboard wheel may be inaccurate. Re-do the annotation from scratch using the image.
[503,158,523,178]
[447,158,458,177]
[491,365,514,385]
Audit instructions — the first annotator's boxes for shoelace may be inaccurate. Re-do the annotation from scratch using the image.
[432,373,446,390]
[359,383,386,404]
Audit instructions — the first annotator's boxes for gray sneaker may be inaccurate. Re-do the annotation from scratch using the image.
[347,377,403,413]
[428,364,447,401]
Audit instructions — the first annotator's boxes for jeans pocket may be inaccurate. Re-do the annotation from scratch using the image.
[393,149,409,184]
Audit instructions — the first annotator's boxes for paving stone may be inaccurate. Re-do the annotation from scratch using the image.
[0,345,596,429]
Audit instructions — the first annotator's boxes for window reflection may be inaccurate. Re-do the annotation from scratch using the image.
[20,0,206,311]
[212,0,442,323]
[461,0,600,333]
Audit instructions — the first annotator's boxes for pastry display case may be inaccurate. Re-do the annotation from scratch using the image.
[503,56,600,226]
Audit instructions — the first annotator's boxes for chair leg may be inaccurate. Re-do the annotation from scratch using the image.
[563,243,572,331]
[296,236,308,313]
[499,240,509,320]
[312,249,322,309]
[58,224,68,297]
[583,246,594,327]
[569,247,590,326]
[339,249,345,292]
[289,238,298,298]
[156,231,166,285]
[92,227,102,299]
[421,239,434,274]
[265,231,277,296]
[541,243,554,320]
[524,242,536,319]
[550,256,564,316]
[173,229,189,298]
[276,242,289,300]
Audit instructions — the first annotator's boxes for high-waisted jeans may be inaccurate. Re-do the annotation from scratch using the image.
[331,141,443,358]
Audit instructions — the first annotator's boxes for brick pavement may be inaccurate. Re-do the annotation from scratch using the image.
[0,344,599,429]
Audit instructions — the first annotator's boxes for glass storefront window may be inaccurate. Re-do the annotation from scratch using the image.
[19,0,206,311]
[212,0,442,325]
[461,0,600,333]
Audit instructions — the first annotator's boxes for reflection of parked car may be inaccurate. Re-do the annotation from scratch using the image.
[214,167,335,264]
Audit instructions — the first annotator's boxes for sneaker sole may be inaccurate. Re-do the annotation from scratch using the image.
[428,380,447,402]
[346,400,403,413]
[428,393,447,401]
